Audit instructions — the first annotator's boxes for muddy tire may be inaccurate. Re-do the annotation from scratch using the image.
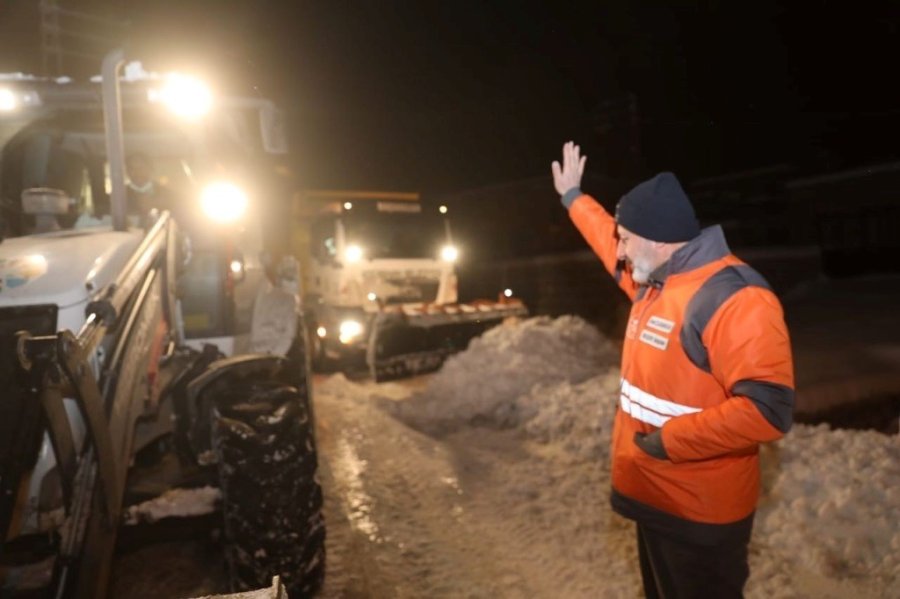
[211,376,325,597]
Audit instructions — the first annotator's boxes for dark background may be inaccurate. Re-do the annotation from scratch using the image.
[3,1,900,191]
[2,1,899,263]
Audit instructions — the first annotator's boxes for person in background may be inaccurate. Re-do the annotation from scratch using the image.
[126,153,171,221]
[551,141,794,598]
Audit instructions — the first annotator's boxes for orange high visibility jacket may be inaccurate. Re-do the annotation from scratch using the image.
[568,192,794,544]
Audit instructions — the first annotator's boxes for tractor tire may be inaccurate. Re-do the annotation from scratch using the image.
[211,376,325,598]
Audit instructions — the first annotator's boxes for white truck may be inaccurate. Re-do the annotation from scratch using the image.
[0,54,323,598]
[297,190,527,381]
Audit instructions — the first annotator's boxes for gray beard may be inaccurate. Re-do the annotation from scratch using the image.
[630,258,654,284]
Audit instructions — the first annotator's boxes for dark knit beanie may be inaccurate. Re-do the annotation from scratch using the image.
[615,172,700,242]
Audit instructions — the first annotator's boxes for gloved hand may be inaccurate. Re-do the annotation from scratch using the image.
[551,141,587,196]
[634,430,669,460]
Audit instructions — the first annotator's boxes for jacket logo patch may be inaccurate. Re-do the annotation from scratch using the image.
[647,316,675,334]
[639,329,669,350]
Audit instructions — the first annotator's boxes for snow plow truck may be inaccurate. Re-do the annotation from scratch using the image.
[0,52,324,597]
[295,190,527,381]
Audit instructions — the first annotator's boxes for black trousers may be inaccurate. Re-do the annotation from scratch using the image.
[636,523,749,599]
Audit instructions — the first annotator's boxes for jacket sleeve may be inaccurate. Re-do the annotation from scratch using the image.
[568,194,638,300]
[662,286,795,462]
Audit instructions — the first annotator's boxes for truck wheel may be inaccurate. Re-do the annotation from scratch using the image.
[211,377,325,597]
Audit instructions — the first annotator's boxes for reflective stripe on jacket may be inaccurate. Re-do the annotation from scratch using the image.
[569,193,794,543]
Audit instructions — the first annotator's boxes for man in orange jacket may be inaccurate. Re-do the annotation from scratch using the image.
[552,141,794,598]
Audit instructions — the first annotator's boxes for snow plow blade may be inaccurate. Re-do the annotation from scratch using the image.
[368,299,527,382]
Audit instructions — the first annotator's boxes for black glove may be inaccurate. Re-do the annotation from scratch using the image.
[634,430,669,460]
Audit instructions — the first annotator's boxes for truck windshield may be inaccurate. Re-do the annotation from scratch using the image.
[342,209,448,260]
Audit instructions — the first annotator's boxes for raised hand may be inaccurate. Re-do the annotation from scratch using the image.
[551,141,587,196]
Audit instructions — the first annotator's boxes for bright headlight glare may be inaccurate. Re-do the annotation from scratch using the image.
[338,320,364,344]
[316,326,327,338]
[229,260,243,274]
[0,88,17,111]
[345,244,364,263]
[441,245,459,262]
[201,182,248,223]
[158,73,212,119]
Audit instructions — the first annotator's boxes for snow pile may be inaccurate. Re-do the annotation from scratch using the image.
[517,374,620,461]
[319,372,415,408]
[751,424,900,592]
[124,486,221,525]
[316,373,368,404]
[389,316,618,433]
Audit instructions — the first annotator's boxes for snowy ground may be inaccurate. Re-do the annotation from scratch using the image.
[112,315,898,598]
[315,316,898,599]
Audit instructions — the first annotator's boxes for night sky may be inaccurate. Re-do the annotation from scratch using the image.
[2,1,900,195]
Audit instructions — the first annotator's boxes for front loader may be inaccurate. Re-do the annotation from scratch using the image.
[0,52,323,597]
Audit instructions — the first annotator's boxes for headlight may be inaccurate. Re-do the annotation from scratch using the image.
[155,73,212,119]
[344,244,364,263]
[0,88,41,112]
[229,259,245,282]
[201,182,247,223]
[0,88,17,111]
[440,245,458,262]
[338,319,364,344]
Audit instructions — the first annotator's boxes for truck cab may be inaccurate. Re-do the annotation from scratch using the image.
[303,193,459,368]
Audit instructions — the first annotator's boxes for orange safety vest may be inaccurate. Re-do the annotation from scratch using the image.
[569,193,794,544]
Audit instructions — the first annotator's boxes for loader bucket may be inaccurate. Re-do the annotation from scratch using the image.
[367,300,527,382]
